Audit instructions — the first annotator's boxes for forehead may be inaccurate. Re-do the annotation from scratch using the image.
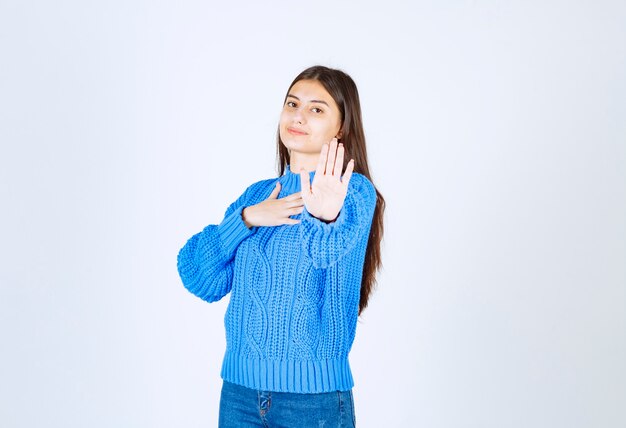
[288,79,337,107]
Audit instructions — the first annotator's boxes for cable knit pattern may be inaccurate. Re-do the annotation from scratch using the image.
[177,165,377,393]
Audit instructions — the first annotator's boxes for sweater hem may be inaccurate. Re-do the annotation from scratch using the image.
[220,352,354,393]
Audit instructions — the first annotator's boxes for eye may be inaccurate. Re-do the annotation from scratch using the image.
[286,101,297,108]
[311,107,323,114]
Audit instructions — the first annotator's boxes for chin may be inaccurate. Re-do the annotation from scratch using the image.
[282,135,307,148]
[280,131,295,145]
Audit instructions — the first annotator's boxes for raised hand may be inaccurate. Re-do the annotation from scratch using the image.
[241,182,304,228]
[300,138,355,222]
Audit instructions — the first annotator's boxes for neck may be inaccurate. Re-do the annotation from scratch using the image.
[288,152,319,174]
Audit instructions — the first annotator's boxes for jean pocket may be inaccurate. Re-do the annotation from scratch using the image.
[348,390,356,427]
[338,390,356,427]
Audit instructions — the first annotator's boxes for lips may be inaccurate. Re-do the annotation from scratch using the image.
[287,127,307,135]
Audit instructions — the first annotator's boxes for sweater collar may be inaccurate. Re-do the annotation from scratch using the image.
[280,164,316,194]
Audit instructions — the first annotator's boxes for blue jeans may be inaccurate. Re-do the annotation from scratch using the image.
[218,380,356,427]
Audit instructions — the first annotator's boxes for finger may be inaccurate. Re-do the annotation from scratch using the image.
[285,219,301,225]
[283,191,302,200]
[316,143,329,176]
[299,167,311,194]
[327,138,338,175]
[269,182,281,199]
[334,142,345,177]
[341,159,355,189]
[283,198,303,206]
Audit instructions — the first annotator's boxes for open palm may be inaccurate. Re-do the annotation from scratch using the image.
[299,138,355,223]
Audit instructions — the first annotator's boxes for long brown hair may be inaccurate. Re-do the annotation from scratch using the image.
[276,65,386,315]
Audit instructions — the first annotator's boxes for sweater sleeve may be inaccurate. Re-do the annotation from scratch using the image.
[176,186,257,302]
[299,173,377,269]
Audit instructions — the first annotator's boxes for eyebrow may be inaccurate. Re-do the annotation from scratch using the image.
[286,94,330,107]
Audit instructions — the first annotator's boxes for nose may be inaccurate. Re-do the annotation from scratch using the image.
[292,108,305,125]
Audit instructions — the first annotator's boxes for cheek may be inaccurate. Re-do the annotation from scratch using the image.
[279,113,295,139]
[319,118,341,139]
[314,112,341,137]
[307,126,334,147]
[279,110,290,127]
[331,115,342,134]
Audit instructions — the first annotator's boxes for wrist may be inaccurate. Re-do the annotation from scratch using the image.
[242,207,254,229]
[314,211,340,224]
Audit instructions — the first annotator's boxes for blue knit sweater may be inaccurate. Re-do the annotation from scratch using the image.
[177,164,377,393]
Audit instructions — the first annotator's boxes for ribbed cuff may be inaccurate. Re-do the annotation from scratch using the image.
[217,205,256,259]
[300,205,347,229]
[220,352,354,393]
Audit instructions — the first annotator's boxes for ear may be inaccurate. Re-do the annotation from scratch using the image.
[336,130,343,139]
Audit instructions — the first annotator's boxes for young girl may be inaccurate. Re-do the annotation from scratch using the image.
[177,65,385,427]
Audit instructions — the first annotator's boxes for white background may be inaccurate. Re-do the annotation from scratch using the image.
[1,1,625,427]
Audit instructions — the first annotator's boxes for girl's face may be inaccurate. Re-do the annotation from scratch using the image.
[279,79,343,157]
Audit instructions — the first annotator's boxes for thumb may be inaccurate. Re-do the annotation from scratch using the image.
[268,181,281,199]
